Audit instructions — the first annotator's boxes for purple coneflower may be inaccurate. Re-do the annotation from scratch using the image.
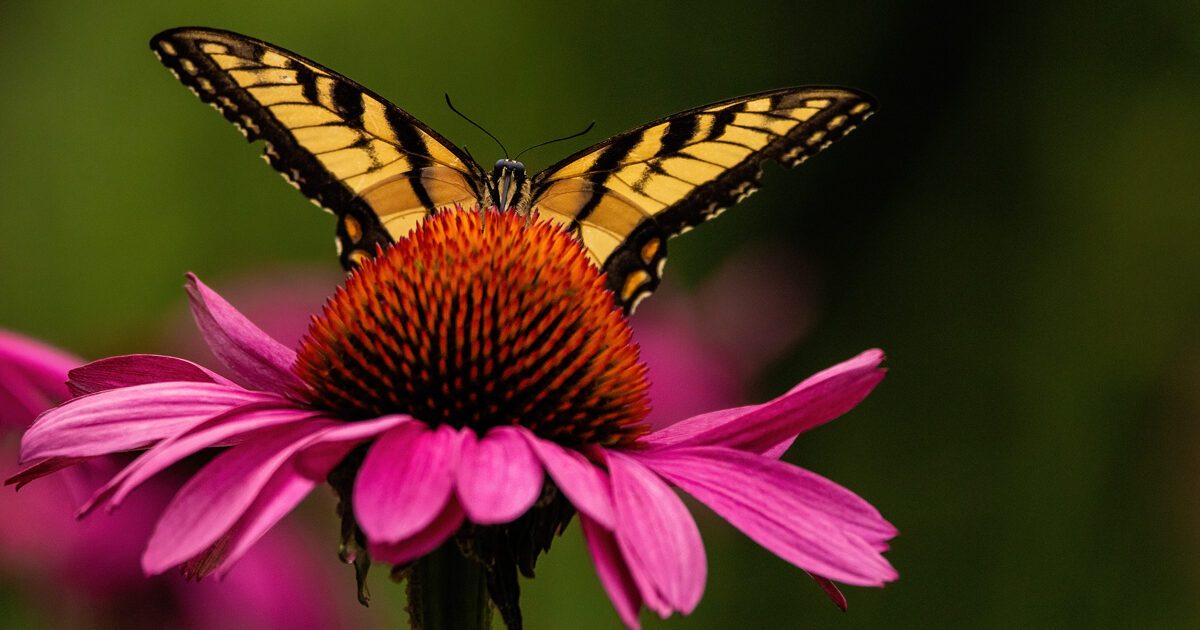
[14,208,896,628]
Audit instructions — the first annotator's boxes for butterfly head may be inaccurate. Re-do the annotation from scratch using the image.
[489,159,527,211]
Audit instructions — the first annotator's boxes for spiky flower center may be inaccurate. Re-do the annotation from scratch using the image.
[294,208,650,448]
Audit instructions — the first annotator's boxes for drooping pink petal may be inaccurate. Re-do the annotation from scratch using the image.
[293,414,414,480]
[168,266,342,354]
[580,514,643,629]
[456,426,543,524]
[644,349,885,456]
[51,458,123,508]
[184,463,320,579]
[354,422,461,544]
[5,456,89,489]
[808,573,848,611]
[172,419,409,576]
[20,381,284,463]
[634,445,897,586]
[759,436,798,460]
[185,273,303,395]
[67,354,234,396]
[606,450,706,616]
[213,467,319,577]
[142,420,335,574]
[79,403,324,516]
[521,431,614,529]
[368,497,466,566]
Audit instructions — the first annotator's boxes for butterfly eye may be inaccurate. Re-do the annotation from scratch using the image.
[493,159,524,173]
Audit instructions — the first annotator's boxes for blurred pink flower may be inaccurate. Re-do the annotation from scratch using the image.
[632,249,817,427]
[0,329,370,630]
[0,330,79,430]
[14,211,896,628]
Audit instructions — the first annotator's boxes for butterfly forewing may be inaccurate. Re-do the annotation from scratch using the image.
[529,87,875,312]
[150,27,487,268]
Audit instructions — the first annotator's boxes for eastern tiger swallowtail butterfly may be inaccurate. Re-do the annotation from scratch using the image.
[151,27,875,312]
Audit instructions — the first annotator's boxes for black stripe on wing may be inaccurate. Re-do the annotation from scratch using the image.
[654,90,874,237]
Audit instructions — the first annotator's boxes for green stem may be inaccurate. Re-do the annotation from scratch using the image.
[406,541,492,630]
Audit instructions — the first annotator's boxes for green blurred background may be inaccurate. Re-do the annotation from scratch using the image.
[2,1,1199,628]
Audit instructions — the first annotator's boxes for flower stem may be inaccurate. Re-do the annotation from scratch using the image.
[406,541,492,630]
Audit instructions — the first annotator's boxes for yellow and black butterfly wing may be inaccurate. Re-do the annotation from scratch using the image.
[529,87,875,312]
[150,27,486,268]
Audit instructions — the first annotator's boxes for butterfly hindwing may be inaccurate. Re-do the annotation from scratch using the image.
[529,87,875,312]
[150,27,487,269]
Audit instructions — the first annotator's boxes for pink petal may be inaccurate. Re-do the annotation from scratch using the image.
[5,456,89,489]
[293,414,414,479]
[185,273,303,395]
[188,464,319,578]
[368,497,466,566]
[354,423,460,544]
[808,573,848,611]
[217,467,317,575]
[142,421,334,574]
[456,426,543,524]
[205,419,415,576]
[580,514,643,629]
[79,403,323,516]
[634,446,897,586]
[20,381,283,463]
[606,450,706,616]
[67,354,234,396]
[520,431,615,529]
[644,349,886,456]
[759,436,798,460]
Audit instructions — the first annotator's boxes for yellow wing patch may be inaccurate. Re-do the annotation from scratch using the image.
[358,167,480,240]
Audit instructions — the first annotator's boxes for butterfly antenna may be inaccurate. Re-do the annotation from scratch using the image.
[445,94,509,159]
[515,121,596,161]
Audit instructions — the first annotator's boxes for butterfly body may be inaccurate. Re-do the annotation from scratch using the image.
[486,159,530,213]
[152,27,874,312]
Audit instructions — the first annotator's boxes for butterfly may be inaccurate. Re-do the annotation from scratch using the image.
[151,27,875,312]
